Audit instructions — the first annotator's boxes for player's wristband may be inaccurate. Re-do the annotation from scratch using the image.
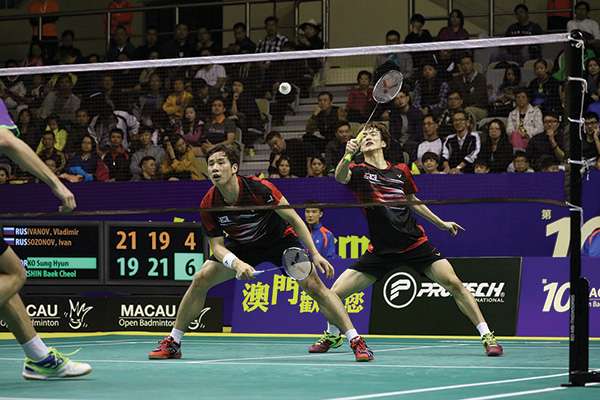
[222,252,238,269]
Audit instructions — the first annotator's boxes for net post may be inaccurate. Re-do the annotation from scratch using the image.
[563,30,600,387]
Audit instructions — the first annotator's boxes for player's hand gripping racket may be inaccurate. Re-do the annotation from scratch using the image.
[253,247,313,281]
[344,70,404,162]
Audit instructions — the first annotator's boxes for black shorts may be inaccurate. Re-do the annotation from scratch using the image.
[350,241,444,281]
[0,237,8,256]
[209,236,304,267]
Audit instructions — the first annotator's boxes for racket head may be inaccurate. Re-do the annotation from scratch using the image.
[282,247,313,281]
[372,70,403,104]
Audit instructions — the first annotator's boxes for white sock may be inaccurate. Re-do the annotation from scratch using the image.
[327,322,340,336]
[344,329,359,342]
[22,335,50,361]
[170,328,184,344]
[476,322,491,337]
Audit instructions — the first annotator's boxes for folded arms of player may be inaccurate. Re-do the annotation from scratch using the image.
[275,197,334,278]
[0,127,76,212]
[406,194,465,236]
[334,137,362,184]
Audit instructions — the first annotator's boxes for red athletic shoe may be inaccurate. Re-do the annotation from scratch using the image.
[308,331,344,353]
[148,336,181,359]
[482,332,504,357]
[350,336,374,362]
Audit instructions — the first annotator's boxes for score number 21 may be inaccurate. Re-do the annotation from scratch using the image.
[116,230,198,251]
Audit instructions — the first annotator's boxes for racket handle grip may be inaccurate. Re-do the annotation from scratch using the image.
[343,152,353,162]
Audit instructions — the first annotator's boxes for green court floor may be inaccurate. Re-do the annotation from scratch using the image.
[0,335,599,400]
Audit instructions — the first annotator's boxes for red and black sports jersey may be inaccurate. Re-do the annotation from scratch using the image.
[200,176,296,246]
[348,161,428,254]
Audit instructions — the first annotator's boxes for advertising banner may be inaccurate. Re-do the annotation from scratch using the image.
[231,259,372,333]
[516,257,600,337]
[369,258,522,336]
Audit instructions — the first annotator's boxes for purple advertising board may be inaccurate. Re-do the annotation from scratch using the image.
[516,257,600,337]
[231,258,371,334]
[2,172,597,258]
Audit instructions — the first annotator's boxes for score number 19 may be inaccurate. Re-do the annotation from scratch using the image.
[116,230,198,251]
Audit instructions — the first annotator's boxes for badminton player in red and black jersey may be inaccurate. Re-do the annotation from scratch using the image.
[149,144,373,361]
[308,123,503,357]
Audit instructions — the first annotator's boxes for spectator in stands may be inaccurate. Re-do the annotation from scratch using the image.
[103,128,130,181]
[583,111,600,160]
[164,23,195,59]
[528,59,561,113]
[511,151,534,172]
[309,155,327,177]
[422,151,443,174]
[305,91,343,154]
[304,202,336,260]
[133,156,159,181]
[585,58,600,108]
[478,119,514,173]
[413,62,449,117]
[202,98,237,154]
[437,90,475,138]
[346,70,374,123]
[417,114,443,167]
[547,0,572,32]
[226,22,256,55]
[107,0,134,36]
[192,79,211,122]
[39,74,80,124]
[36,114,67,153]
[442,109,481,173]
[88,92,139,151]
[179,105,204,149]
[161,135,206,180]
[383,88,423,160]
[22,42,44,67]
[196,27,220,55]
[130,126,165,179]
[270,156,297,179]
[525,111,565,170]
[437,9,469,41]
[567,1,600,54]
[257,16,288,53]
[539,154,561,172]
[36,130,66,172]
[162,77,193,119]
[135,26,161,60]
[65,134,109,182]
[135,73,165,121]
[0,60,27,116]
[451,54,489,122]
[325,121,353,170]
[296,19,324,93]
[267,130,314,177]
[106,25,135,62]
[0,165,9,184]
[64,108,92,156]
[56,30,83,64]
[374,30,413,81]
[507,87,544,151]
[16,108,41,150]
[434,49,460,83]
[27,0,59,63]
[474,159,490,174]
[227,79,263,149]
[404,13,434,72]
[194,53,227,93]
[504,4,544,64]
[490,65,521,117]
[24,74,47,111]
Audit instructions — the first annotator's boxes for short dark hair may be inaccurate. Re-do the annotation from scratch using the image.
[422,152,439,162]
[0,165,9,175]
[139,156,156,168]
[211,97,225,106]
[514,151,528,161]
[448,90,462,99]
[61,29,75,39]
[460,53,474,63]
[139,125,154,134]
[583,111,599,121]
[265,16,278,25]
[357,70,372,83]
[513,87,529,97]
[410,14,425,25]
[575,1,590,12]
[364,122,391,147]
[233,22,246,31]
[514,4,528,13]
[422,113,436,123]
[317,91,333,101]
[110,128,124,138]
[543,110,561,121]
[534,58,548,68]
[304,200,322,212]
[206,144,241,170]
[336,121,351,131]
[539,154,559,171]
[448,9,464,28]
[265,131,283,142]
[386,30,401,40]
[474,158,489,167]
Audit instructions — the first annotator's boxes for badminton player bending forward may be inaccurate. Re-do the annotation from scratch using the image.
[149,144,374,361]
[308,122,504,356]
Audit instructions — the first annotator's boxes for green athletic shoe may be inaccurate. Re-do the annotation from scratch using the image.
[22,348,92,380]
[308,331,344,353]
[482,332,504,357]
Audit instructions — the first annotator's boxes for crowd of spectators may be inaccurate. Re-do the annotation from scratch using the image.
[1,2,600,185]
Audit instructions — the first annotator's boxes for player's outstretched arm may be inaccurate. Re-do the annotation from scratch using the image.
[274,197,334,278]
[0,127,76,212]
[208,236,256,280]
[406,194,464,236]
[334,138,360,184]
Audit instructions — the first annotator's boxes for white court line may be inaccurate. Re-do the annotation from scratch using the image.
[321,372,566,400]
[0,398,76,400]
[457,387,566,400]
